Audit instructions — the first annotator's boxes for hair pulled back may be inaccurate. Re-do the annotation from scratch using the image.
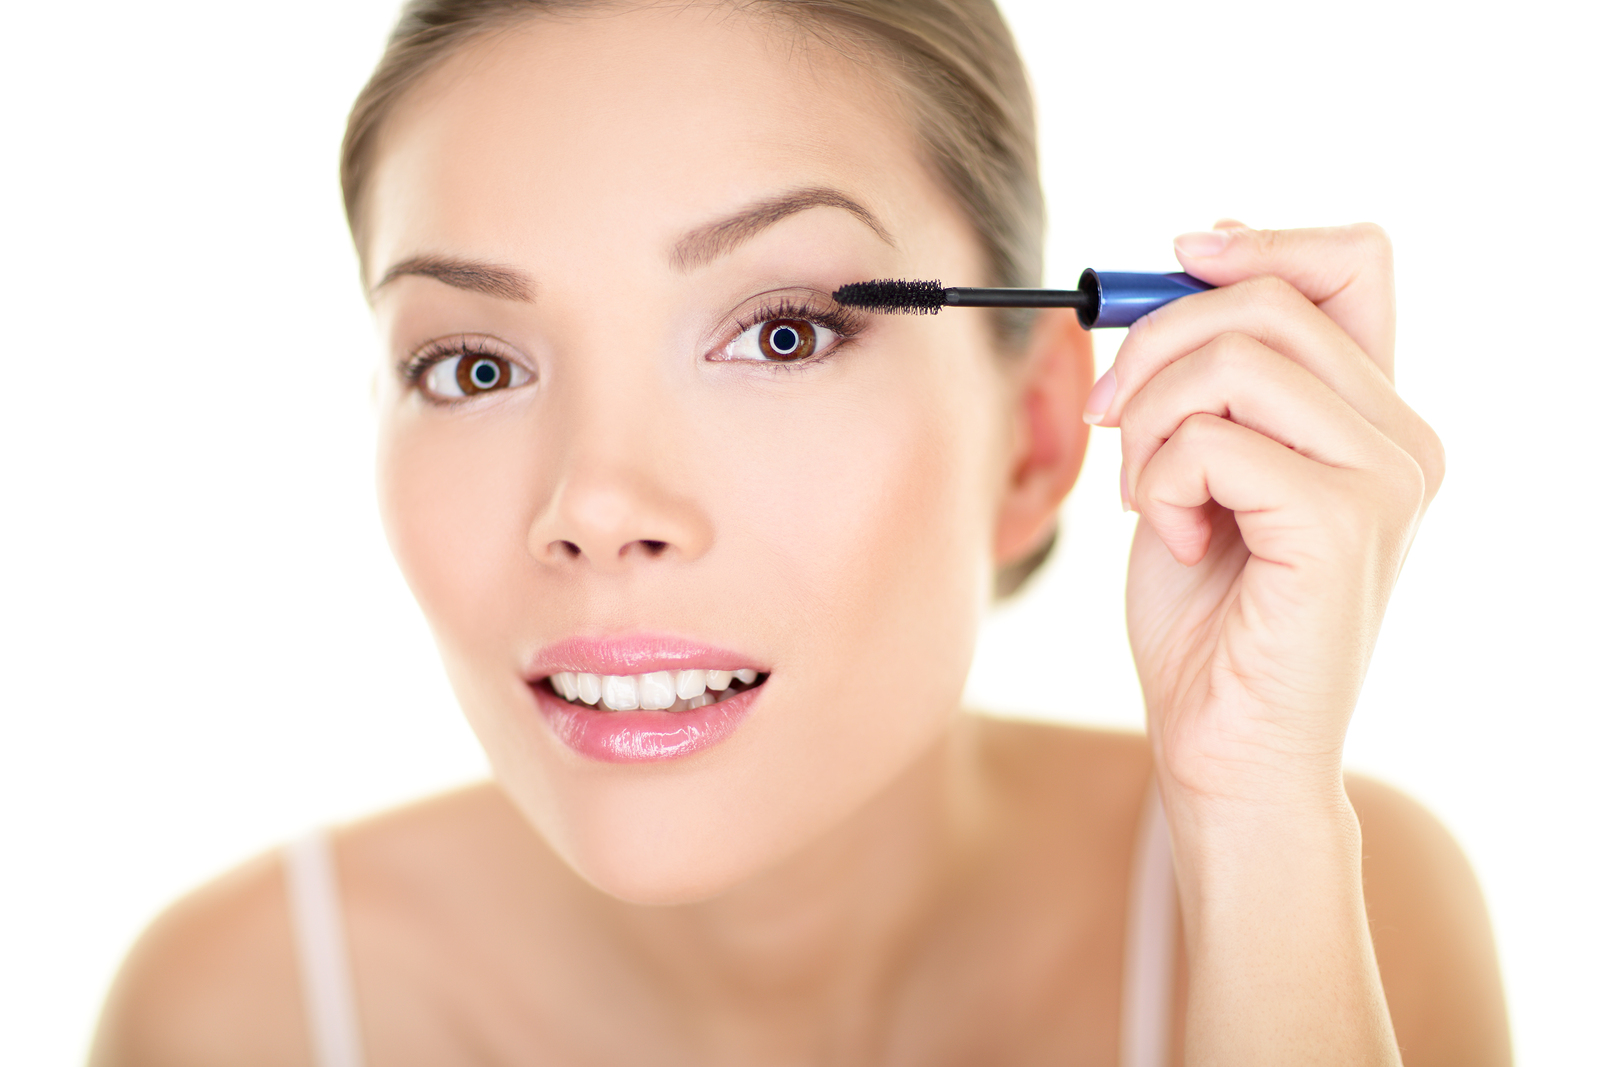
[341,0,1042,293]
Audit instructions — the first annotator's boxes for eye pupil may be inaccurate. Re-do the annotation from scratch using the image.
[457,355,506,394]
[758,319,816,361]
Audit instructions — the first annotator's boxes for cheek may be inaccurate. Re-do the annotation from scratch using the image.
[728,359,998,736]
[375,405,543,665]
[746,407,974,625]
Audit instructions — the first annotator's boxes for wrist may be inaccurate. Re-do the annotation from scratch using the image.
[1162,781,1363,894]
[1158,762,1353,831]
[1151,717,1351,815]
[1165,785,1400,1067]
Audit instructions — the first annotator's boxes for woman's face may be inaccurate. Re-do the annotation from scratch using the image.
[366,3,1027,903]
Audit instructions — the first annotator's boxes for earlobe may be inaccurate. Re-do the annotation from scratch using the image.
[992,309,1096,566]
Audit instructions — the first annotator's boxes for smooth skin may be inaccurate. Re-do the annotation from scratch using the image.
[91,5,1509,1065]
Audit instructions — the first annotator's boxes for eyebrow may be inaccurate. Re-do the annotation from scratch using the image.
[670,187,894,271]
[370,254,535,302]
[369,188,890,298]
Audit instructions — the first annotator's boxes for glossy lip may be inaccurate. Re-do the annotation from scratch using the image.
[525,634,769,763]
[524,633,768,679]
[532,683,760,763]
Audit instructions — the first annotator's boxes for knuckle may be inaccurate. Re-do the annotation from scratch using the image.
[1346,221,1394,263]
[1169,410,1224,449]
[1206,331,1260,373]
[1237,272,1301,312]
[1390,452,1429,516]
[1362,446,1428,528]
[1416,422,1447,492]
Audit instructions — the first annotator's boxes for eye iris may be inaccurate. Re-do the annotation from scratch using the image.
[458,356,505,393]
[758,319,816,361]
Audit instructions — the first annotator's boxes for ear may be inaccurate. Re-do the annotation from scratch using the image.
[992,308,1095,567]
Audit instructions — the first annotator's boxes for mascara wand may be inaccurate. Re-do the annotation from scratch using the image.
[833,269,1212,330]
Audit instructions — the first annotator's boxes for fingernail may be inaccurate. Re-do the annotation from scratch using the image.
[1082,367,1116,424]
[1120,464,1132,512]
[1174,229,1233,257]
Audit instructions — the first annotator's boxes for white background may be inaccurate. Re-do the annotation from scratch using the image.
[1,0,1594,1062]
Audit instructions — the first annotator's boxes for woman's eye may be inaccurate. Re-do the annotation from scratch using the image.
[420,353,532,400]
[723,318,839,363]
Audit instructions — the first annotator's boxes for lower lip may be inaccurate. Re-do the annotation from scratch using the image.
[532,683,759,763]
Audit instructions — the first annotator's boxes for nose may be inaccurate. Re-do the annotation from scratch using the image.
[527,449,713,573]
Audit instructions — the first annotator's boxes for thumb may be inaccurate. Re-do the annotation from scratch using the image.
[1172,222,1397,378]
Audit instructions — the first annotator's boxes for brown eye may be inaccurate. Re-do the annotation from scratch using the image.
[717,315,841,365]
[757,319,816,362]
[457,355,509,394]
[413,342,534,403]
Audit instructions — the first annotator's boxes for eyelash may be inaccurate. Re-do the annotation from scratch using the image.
[399,336,522,397]
[723,298,866,368]
[398,297,867,398]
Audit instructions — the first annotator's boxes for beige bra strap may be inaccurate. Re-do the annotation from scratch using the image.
[283,830,367,1067]
[1121,783,1177,1067]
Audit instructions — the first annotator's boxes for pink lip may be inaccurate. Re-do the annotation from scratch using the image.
[525,634,766,679]
[532,683,759,763]
[525,634,767,763]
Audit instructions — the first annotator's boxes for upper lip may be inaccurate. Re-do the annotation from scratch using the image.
[524,634,768,679]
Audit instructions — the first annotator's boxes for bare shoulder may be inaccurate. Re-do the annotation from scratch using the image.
[1344,773,1512,1067]
[89,784,520,1067]
[88,848,310,1067]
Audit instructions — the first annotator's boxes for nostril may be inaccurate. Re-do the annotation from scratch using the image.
[557,540,581,558]
[640,540,668,557]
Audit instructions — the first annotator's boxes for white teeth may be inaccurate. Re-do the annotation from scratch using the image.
[575,672,601,706]
[552,668,762,710]
[601,674,640,711]
[675,669,707,699]
[639,671,676,710]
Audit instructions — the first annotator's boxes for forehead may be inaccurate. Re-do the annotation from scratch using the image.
[363,4,939,277]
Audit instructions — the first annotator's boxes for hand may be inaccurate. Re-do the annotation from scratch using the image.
[1085,222,1445,809]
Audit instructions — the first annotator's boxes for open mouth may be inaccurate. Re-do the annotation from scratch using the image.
[541,669,768,713]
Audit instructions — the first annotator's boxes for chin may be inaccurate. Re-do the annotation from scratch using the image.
[565,839,762,907]
[522,765,831,907]
[470,673,964,908]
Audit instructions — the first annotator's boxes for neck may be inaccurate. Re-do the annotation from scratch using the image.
[604,714,991,1048]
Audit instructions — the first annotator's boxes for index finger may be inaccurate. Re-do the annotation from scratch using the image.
[1173,222,1397,378]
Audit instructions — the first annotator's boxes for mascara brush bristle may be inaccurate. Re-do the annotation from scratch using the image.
[832,279,946,314]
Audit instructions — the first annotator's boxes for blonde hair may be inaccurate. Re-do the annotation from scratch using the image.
[340,0,1052,593]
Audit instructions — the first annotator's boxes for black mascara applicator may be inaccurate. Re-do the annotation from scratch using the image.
[834,269,1211,329]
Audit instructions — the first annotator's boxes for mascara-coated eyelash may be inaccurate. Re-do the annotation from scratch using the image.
[401,336,534,403]
[713,298,866,366]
